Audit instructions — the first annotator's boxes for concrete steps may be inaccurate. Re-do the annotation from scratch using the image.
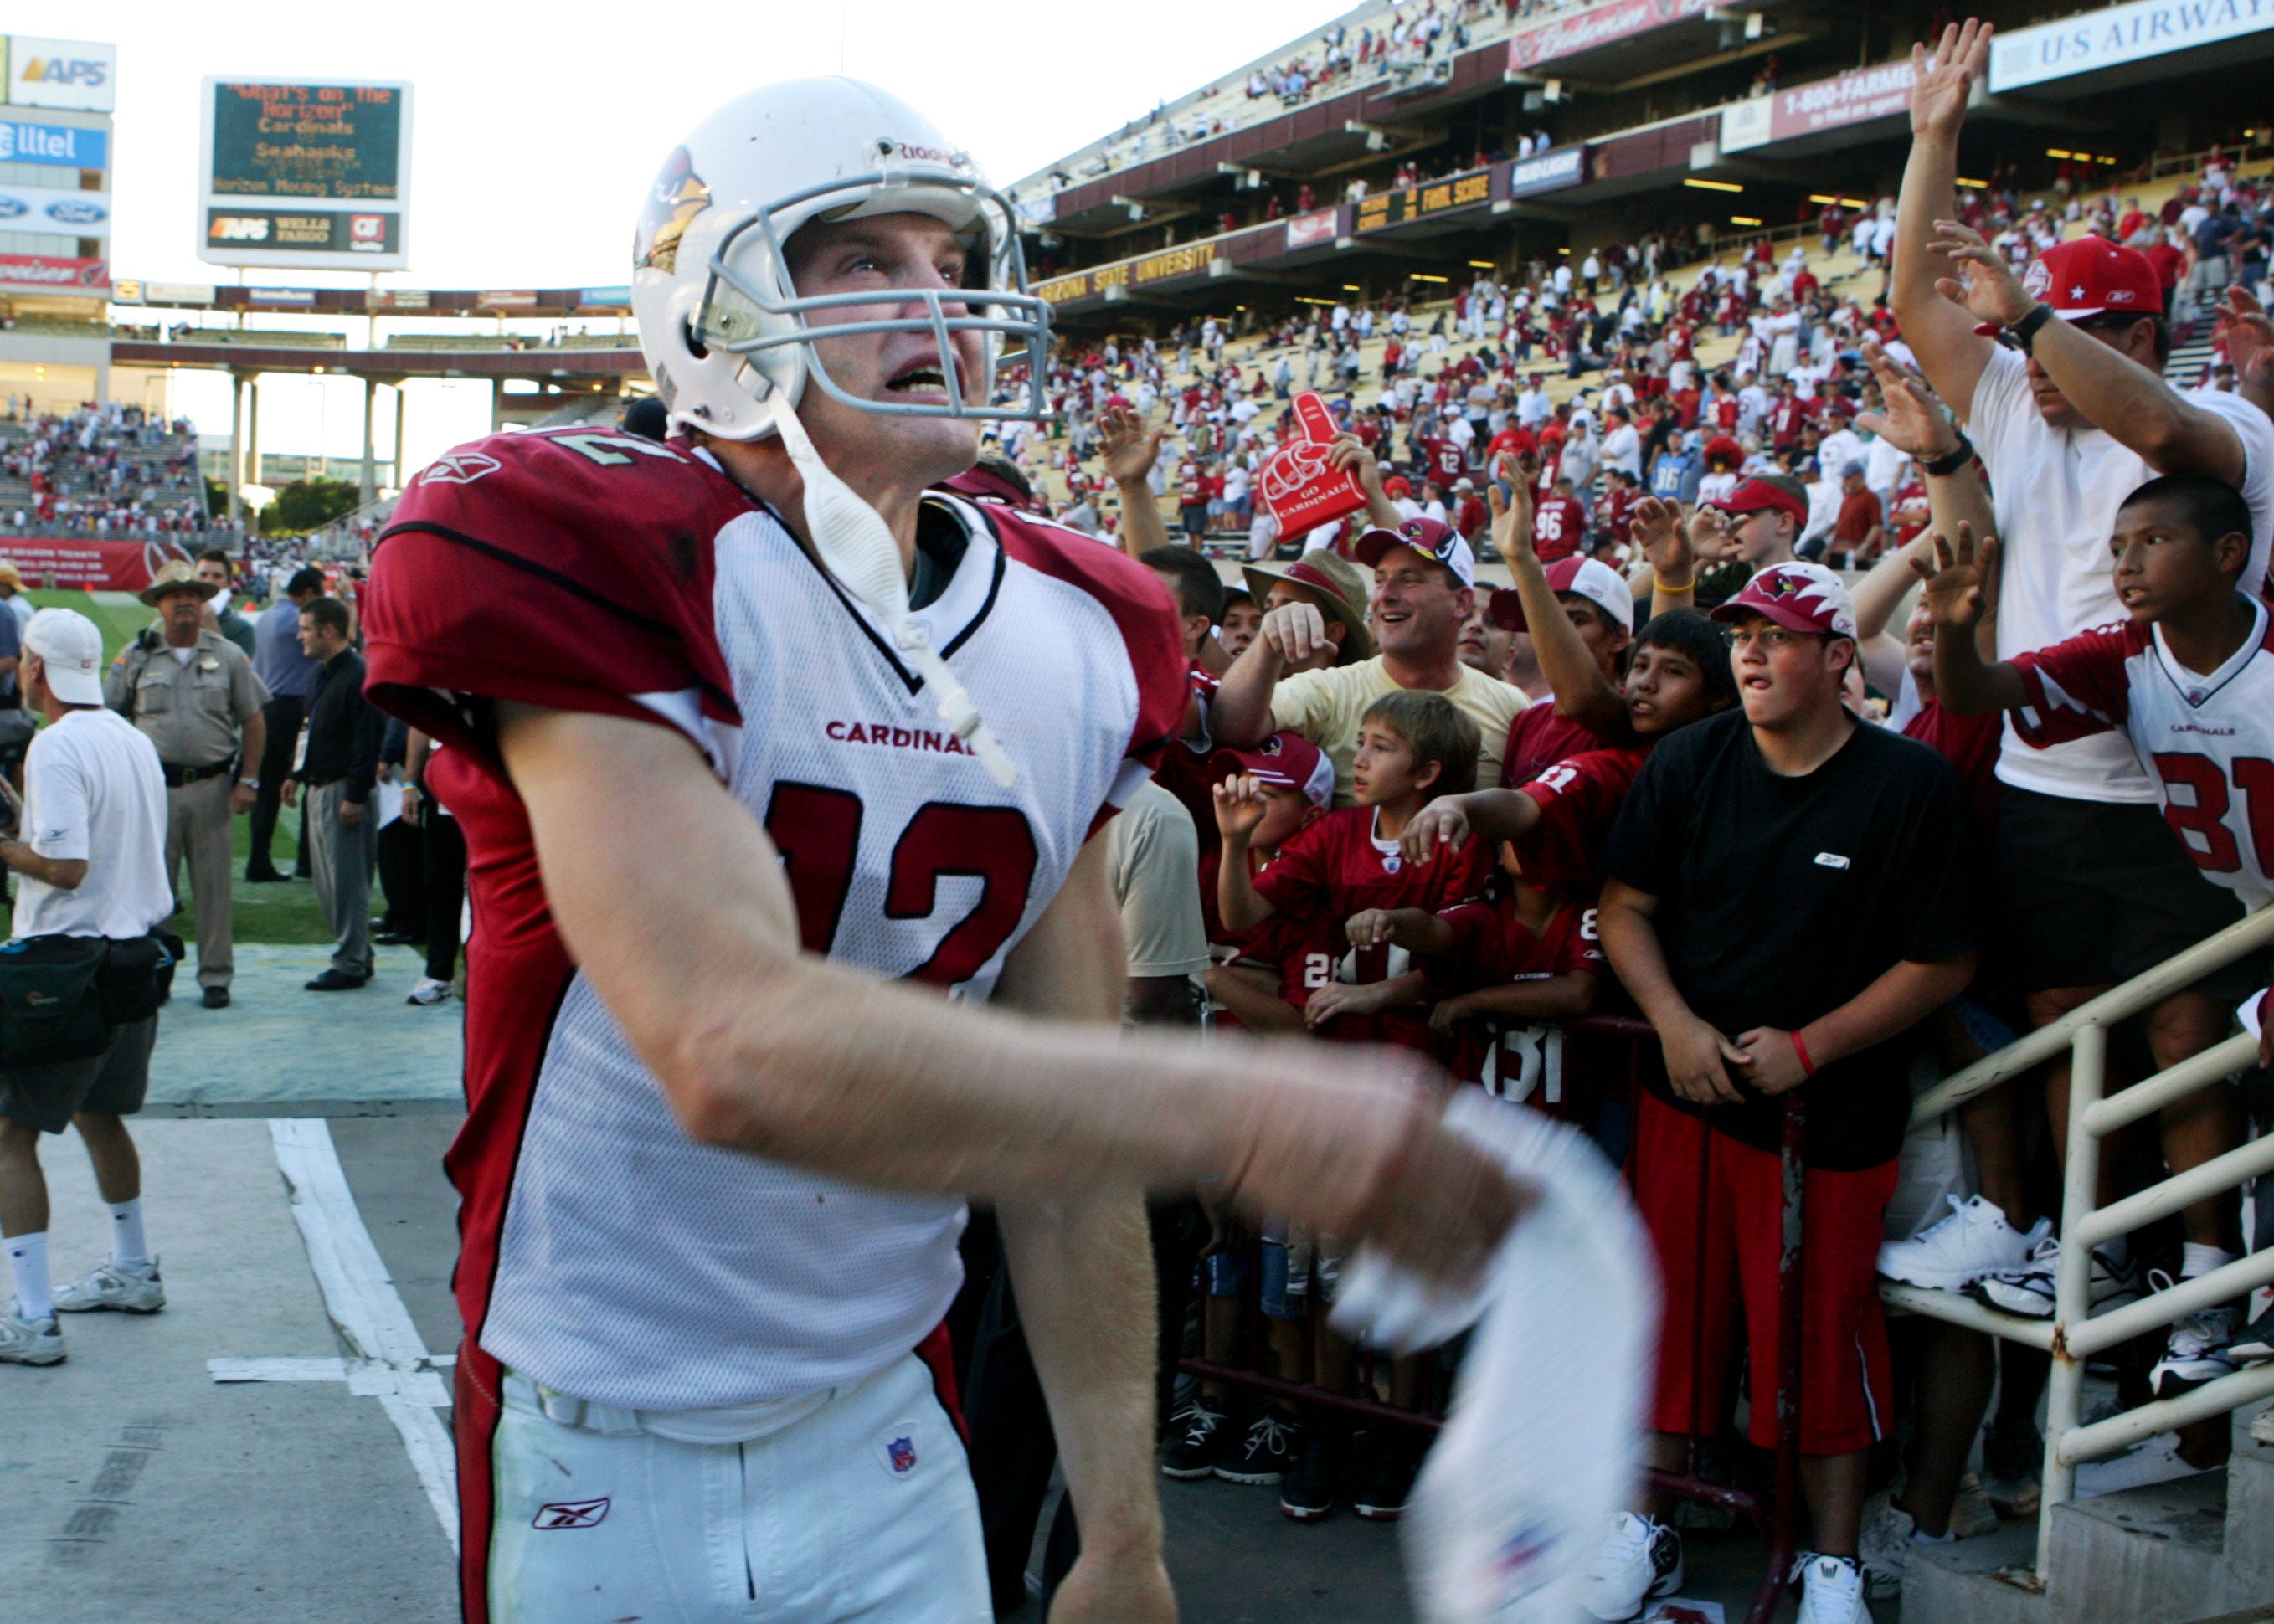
[1904,1405,2274,1623]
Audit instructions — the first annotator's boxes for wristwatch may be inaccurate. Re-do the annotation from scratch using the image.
[1919,434,1976,479]
[2008,302,2057,356]
[239,777,260,790]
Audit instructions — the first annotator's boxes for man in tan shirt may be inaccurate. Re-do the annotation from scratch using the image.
[104,562,269,1009]
[1211,515,1524,804]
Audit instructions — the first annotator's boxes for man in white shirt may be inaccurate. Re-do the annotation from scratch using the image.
[1895,23,2274,1350]
[0,609,174,1366]
[1516,376,1552,429]
[1599,409,1643,481]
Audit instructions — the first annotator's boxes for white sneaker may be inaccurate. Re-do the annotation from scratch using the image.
[405,977,451,1007]
[2071,1431,2204,1499]
[1793,1552,1873,1624]
[1969,1237,2139,1319]
[1949,1471,1999,1538]
[2146,1272,2239,1397]
[0,1309,64,1364]
[1584,1511,1682,1621]
[1878,1196,2045,1290]
[53,1257,164,1314]
[1856,1493,1916,1601]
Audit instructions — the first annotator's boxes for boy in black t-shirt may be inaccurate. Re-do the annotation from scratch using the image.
[1589,562,1978,1624]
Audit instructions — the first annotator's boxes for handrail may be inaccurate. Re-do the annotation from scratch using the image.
[1884,898,2274,1591]
[1909,902,2274,1128]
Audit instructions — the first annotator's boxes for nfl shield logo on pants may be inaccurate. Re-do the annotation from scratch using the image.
[875,1422,922,1478]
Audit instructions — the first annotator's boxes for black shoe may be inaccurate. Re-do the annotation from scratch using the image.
[1161,1398,1234,1479]
[200,986,230,1010]
[372,930,419,947]
[244,865,287,883]
[1279,1423,1344,1521]
[1214,1411,1299,1487]
[304,969,371,992]
[1351,1429,1423,1522]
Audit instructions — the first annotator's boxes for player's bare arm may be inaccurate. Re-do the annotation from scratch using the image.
[1597,877,1748,1107]
[498,702,1529,1279]
[991,834,1175,1622]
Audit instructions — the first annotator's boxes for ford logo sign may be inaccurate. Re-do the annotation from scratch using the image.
[0,197,24,219]
[47,199,105,225]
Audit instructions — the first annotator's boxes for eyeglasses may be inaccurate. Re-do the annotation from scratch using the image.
[1723,624,1822,652]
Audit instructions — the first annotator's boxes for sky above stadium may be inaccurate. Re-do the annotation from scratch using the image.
[101,0,1340,290]
[94,0,1340,465]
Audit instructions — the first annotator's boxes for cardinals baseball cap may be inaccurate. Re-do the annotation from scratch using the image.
[1488,558,1636,636]
[1713,475,1811,527]
[1710,561,1859,639]
[1217,732,1334,809]
[1355,516,1478,588]
[2027,235,2164,321]
[24,608,105,705]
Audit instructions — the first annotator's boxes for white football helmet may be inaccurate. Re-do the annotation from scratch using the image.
[631,77,1052,440]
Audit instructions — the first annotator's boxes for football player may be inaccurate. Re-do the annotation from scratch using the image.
[363,80,1526,1624]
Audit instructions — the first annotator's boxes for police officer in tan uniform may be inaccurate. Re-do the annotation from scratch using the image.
[104,561,269,1009]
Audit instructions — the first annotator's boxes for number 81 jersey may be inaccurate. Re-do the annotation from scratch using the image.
[364,427,1186,1411]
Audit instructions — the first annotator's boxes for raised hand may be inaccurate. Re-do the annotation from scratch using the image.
[1629,495,1690,581]
[1911,520,2001,628]
[1687,503,1736,562]
[1855,337,1962,459]
[1910,18,1992,145]
[1258,599,1329,666]
[1212,773,1272,840]
[1929,219,2035,328]
[1098,403,1168,487]
[1400,797,1470,864]
[1325,434,1386,498]
[2220,285,2274,393]
[1487,476,1536,565]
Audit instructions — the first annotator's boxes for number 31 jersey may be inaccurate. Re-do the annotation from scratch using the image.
[363,427,1186,1410]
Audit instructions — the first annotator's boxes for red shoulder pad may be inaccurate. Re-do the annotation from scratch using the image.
[363,429,747,770]
[980,504,1188,771]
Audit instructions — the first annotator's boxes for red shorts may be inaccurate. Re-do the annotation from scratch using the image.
[1632,1089,1896,1457]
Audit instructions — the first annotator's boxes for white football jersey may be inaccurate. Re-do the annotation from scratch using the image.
[366,429,1185,1410]
[2013,596,2274,908]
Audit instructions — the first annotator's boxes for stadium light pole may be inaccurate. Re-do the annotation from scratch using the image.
[360,377,378,507]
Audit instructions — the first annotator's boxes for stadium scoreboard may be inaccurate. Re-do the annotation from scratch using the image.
[198,78,412,270]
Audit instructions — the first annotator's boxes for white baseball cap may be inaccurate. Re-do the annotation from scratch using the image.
[24,608,104,706]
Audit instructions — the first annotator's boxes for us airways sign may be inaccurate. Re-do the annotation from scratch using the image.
[1990,0,2274,91]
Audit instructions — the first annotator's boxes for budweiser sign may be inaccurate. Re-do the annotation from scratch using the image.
[1260,393,1367,541]
[0,252,106,288]
[1506,0,1717,71]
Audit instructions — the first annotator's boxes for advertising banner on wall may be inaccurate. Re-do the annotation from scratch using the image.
[1719,60,1917,153]
[0,182,110,236]
[1506,0,1715,72]
[1504,145,1585,199]
[0,252,106,289]
[1990,0,2274,92]
[0,116,106,169]
[0,539,190,592]
[198,79,412,270]
[7,37,116,113]
[1285,208,1339,251]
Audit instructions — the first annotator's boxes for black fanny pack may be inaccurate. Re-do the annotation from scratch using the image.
[0,929,179,1067]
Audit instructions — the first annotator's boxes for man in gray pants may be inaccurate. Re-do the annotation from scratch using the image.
[284,597,382,991]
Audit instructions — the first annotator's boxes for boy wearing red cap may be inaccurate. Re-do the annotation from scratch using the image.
[1589,559,1978,1624]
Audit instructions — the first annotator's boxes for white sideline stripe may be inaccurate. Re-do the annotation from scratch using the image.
[209,1355,348,1382]
[266,1118,460,1551]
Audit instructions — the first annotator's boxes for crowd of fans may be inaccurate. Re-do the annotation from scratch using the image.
[0,404,221,541]
[969,59,2274,1623]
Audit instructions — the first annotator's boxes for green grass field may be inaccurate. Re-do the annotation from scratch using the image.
[19,588,340,946]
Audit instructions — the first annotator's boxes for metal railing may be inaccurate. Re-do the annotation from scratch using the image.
[1180,1014,1808,1624]
[1890,902,2274,1587]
